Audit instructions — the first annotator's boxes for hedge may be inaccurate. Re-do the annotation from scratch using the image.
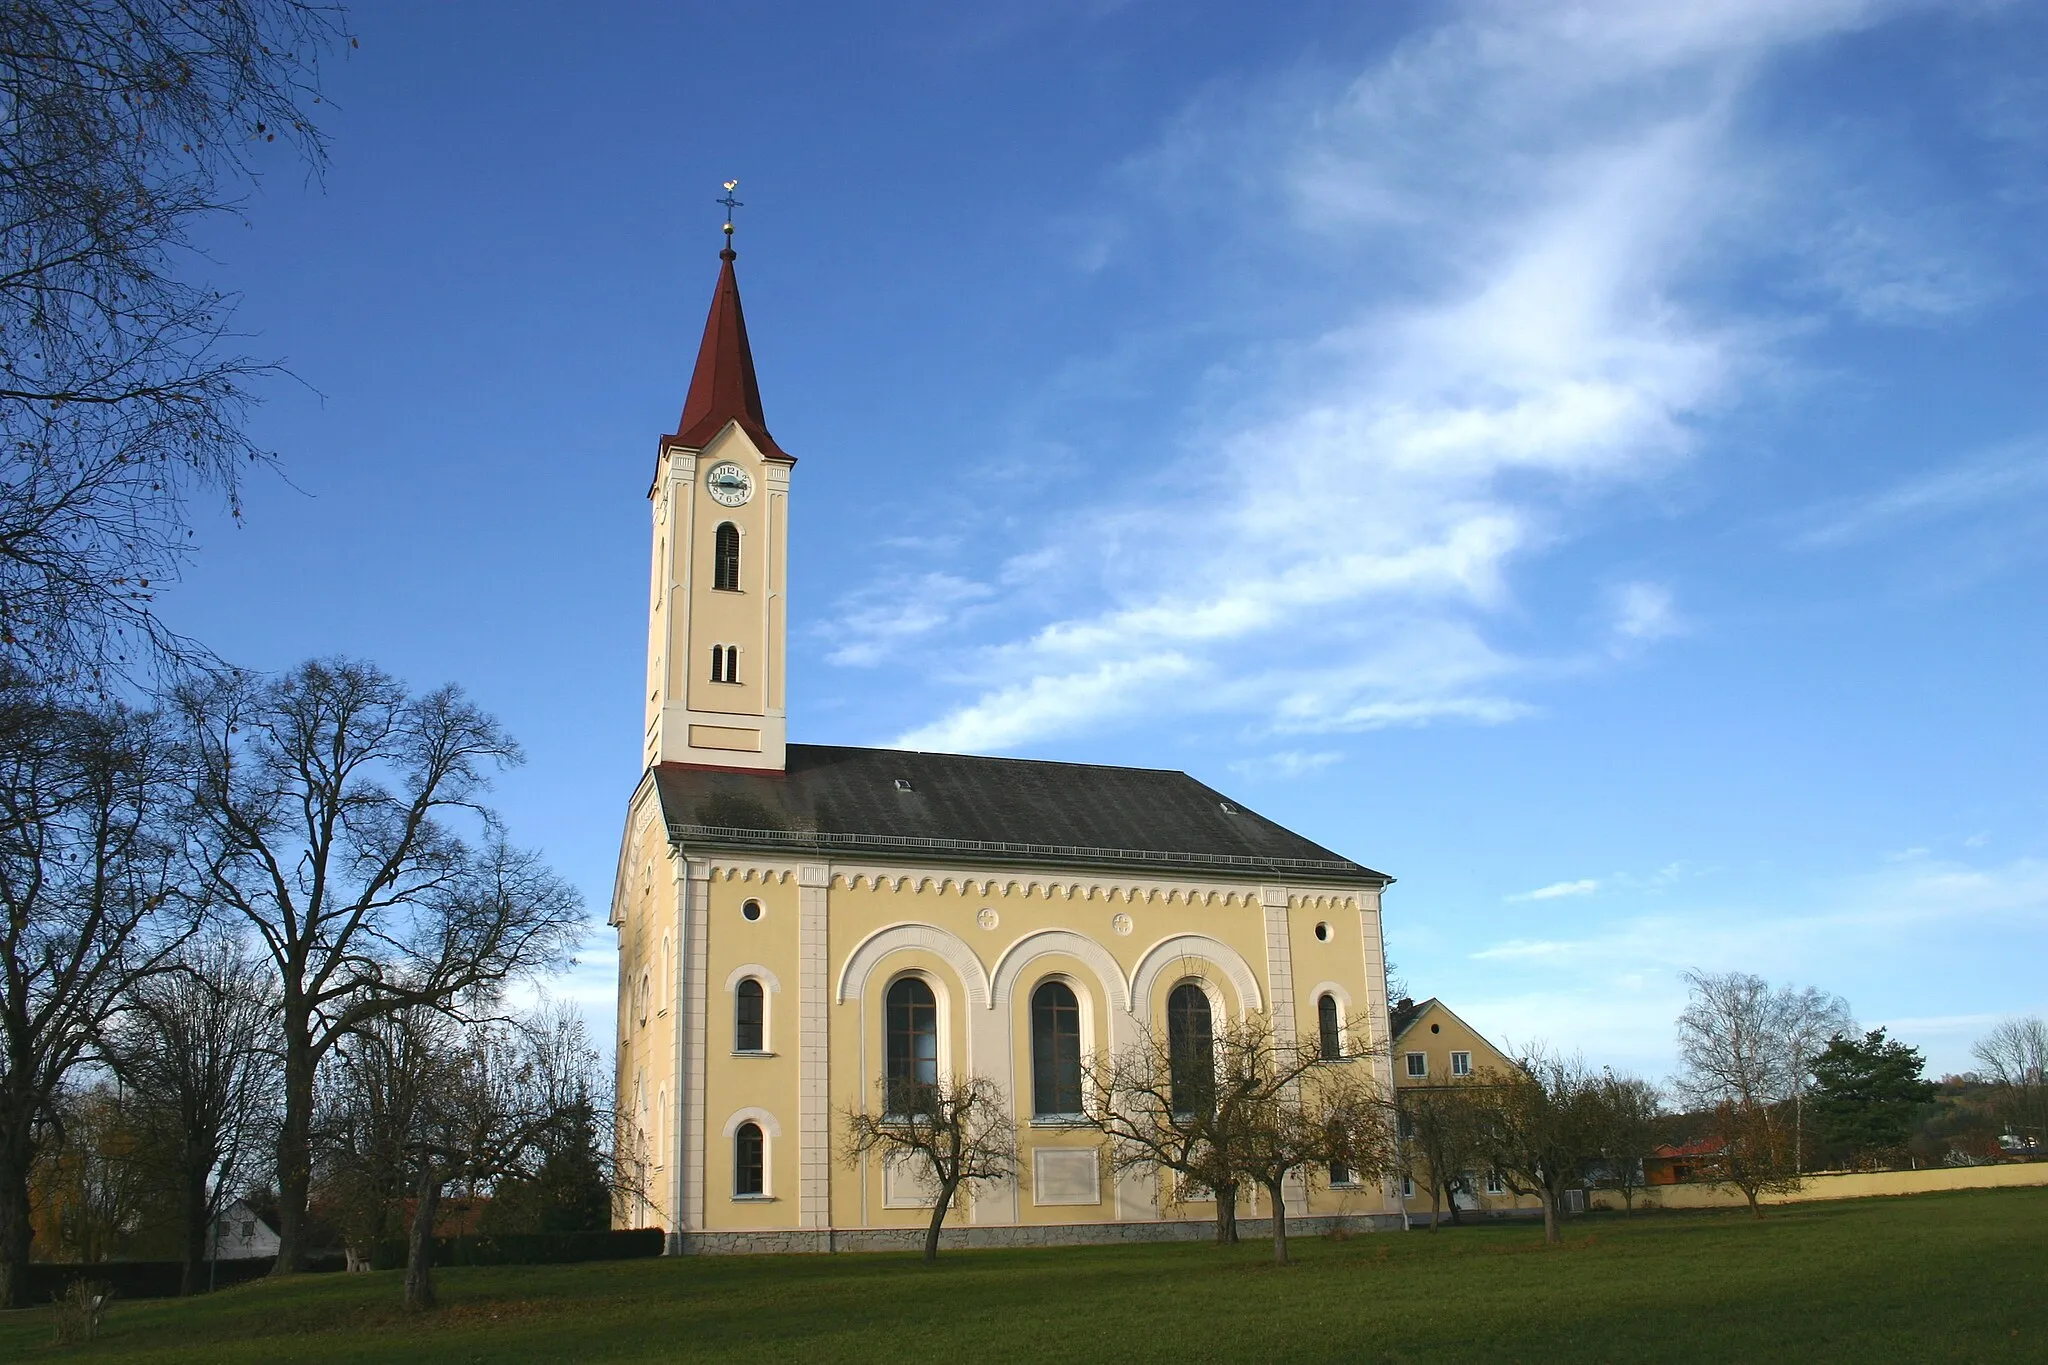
[368,1227,664,1270]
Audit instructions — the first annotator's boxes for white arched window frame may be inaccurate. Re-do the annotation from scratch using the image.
[1311,981,1354,1060]
[659,934,672,1013]
[723,963,781,1054]
[722,1108,782,1200]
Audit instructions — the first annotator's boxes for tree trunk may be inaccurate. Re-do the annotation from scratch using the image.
[1540,1188,1561,1244]
[0,1135,32,1310]
[1444,1178,1463,1226]
[272,1026,317,1275]
[1621,1186,1636,1216]
[1426,1177,1441,1231]
[179,1163,210,1297]
[404,1166,441,1311]
[923,1179,958,1263]
[1744,1186,1762,1219]
[1265,1178,1290,1265]
[1213,1180,1239,1244]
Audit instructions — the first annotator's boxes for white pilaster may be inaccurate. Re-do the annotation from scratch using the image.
[798,862,832,1229]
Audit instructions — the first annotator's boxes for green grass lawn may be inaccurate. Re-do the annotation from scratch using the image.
[5,1188,2045,1363]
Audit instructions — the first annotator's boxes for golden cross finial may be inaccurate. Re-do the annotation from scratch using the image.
[717,179,743,241]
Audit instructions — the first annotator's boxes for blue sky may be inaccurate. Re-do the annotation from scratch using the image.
[170,0,2047,1082]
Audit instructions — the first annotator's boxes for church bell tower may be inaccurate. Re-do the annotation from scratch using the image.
[643,232,792,772]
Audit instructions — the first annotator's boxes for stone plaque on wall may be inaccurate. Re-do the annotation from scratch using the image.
[1032,1149,1102,1206]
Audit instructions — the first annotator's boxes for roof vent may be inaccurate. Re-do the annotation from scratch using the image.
[1218,800,1238,814]
[893,778,914,793]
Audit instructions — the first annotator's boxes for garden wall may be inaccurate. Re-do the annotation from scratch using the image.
[1589,1161,2048,1212]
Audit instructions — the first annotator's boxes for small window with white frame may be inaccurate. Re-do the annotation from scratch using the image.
[1401,1174,1415,1197]
[1485,1170,1505,1195]
[1330,1162,1355,1187]
[1451,1050,1472,1077]
[1405,1051,1428,1078]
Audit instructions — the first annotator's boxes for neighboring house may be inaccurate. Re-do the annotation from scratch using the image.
[1644,1137,1724,1186]
[610,242,1403,1253]
[205,1201,280,1261]
[1388,997,1545,1223]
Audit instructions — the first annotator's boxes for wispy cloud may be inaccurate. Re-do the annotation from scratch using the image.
[1508,878,1603,903]
[824,572,992,667]
[1794,441,2048,549]
[1228,749,1342,780]
[884,0,1921,754]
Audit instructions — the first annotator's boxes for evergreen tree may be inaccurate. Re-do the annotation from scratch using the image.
[1809,1029,1936,1165]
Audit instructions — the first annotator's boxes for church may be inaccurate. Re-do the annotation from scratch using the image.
[610,232,1404,1252]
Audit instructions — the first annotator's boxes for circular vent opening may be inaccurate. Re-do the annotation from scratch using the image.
[741,899,763,922]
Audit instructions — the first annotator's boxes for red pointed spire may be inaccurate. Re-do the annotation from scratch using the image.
[668,247,792,461]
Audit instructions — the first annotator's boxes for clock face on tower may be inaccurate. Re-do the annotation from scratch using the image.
[706,461,753,508]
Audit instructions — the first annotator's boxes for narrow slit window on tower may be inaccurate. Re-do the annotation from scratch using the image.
[710,644,739,683]
[714,522,741,591]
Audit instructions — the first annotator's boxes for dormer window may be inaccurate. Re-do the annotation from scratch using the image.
[893,778,914,792]
[713,522,741,591]
[710,644,739,683]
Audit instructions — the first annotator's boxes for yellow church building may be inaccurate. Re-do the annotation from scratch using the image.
[610,238,1405,1252]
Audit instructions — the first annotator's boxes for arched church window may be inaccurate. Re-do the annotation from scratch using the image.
[710,644,739,683]
[1031,980,1083,1118]
[735,977,766,1052]
[1167,981,1214,1116]
[1318,993,1343,1059]
[885,976,938,1111]
[714,522,741,592]
[734,1122,765,1196]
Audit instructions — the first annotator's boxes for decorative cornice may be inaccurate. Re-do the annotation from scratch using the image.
[665,822,1383,883]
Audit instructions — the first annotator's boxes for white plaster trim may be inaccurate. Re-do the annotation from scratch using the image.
[990,929,1131,1013]
[723,963,783,995]
[1310,980,1354,1010]
[835,921,991,1007]
[1130,933,1264,1017]
[721,1106,784,1139]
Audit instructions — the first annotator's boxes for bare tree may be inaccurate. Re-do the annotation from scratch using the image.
[1971,1016,2048,1151]
[174,659,585,1272]
[1398,1080,1490,1230]
[318,1006,443,1273]
[0,1,346,685]
[1233,1051,1396,1264]
[1084,1011,1388,1259]
[1702,1097,1799,1217]
[840,1075,1018,1263]
[1590,1071,1663,1215]
[1675,969,1850,1175]
[107,934,276,1293]
[1474,1049,1605,1245]
[0,684,194,1306]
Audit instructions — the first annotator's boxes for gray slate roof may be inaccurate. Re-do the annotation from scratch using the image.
[651,744,1385,882]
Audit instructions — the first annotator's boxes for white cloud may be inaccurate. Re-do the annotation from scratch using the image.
[824,572,992,667]
[893,653,1200,752]
[1507,878,1603,903]
[1228,749,1343,780]
[882,1,1928,753]
[1610,580,1683,646]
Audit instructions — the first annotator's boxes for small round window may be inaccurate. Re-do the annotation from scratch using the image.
[741,898,763,922]
[1314,921,1331,942]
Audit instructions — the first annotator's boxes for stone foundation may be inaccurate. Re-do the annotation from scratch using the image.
[672,1213,1402,1256]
